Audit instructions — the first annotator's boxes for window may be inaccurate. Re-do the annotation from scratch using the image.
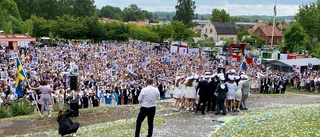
[205,29,207,33]
[210,29,213,33]
[269,38,272,44]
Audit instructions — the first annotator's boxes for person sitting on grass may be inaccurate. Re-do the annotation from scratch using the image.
[57,109,80,137]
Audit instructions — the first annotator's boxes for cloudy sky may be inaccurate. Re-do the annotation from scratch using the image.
[95,0,316,16]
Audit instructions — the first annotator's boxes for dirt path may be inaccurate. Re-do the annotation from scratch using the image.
[1,91,320,137]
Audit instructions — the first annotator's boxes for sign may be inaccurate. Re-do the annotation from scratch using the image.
[0,71,8,81]
[308,63,313,70]
[72,65,79,75]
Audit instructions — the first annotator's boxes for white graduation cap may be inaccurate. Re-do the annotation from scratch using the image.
[219,75,225,81]
[210,74,216,78]
[230,69,236,73]
[228,75,235,80]
[204,76,210,79]
[235,76,240,80]
[205,72,211,75]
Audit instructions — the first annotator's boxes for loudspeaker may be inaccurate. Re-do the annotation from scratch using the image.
[70,76,78,90]
[70,100,79,117]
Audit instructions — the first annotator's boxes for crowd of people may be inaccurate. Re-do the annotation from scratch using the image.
[0,41,318,116]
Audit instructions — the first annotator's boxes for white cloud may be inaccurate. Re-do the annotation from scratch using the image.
[94,0,316,16]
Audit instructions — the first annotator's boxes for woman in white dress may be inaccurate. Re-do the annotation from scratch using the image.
[184,77,197,111]
[173,77,185,111]
[235,76,244,111]
[226,76,237,112]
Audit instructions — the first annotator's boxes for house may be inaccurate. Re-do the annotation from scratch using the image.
[194,24,205,32]
[201,21,238,42]
[99,18,119,23]
[235,22,256,30]
[128,19,149,26]
[249,23,282,46]
[278,22,290,32]
[192,20,210,25]
[158,18,173,25]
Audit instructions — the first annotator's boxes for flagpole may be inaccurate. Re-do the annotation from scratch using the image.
[271,2,277,48]
[15,49,43,117]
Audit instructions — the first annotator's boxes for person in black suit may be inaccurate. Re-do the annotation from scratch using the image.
[207,75,218,112]
[158,81,165,100]
[122,85,129,105]
[132,86,139,104]
[196,76,211,115]
[57,109,80,137]
[215,75,228,115]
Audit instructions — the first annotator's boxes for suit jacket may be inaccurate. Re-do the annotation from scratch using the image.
[209,80,218,95]
[216,83,228,99]
[197,80,211,98]
[241,80,250,95]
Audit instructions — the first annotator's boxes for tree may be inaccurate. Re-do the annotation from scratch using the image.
[237,26,249,42]
[283,23,311,53]
[243,34,266,47]
[150,25,174,42]
[71,0,96,17]
[169,21,194,41]
[29,15,57,38]
[295,1,320,42]
[172,0,196,28]
[103,22,130,41]
[55,15,86,40]
[122,4,144,22]
[99,5,122,19]
[0,0,22,20]
[82,17,104,42]
[21,19,33,35]
[210,9,231,22]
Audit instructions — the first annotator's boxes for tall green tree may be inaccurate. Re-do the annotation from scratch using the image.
[237,26,249,42]
[99,5,122,19]
[122,4,144,22]
[172,0,196,28]
[210,9,231,22]
[0,0,21,20]
[71,0,96,17]
[283,23,311,53]
[103,22,130,41]
[295,1,320,41]
[29,15,57,37]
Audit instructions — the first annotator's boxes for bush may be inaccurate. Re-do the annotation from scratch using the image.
[52,103,69,112]
[0,106,11,118]
[9,99,34,117]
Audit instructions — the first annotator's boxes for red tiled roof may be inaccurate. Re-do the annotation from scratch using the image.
[258,25,282,37]
[99,18,119,22]
[128,21,148,26]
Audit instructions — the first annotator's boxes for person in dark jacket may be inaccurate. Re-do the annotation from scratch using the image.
[57,109,80,137]
[215,75,228,115]
[196,76,211,115]
[208,75,218,112]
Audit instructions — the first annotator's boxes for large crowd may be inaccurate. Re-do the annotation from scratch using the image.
[0,41,319,116]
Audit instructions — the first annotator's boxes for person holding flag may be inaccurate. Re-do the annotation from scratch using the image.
[15,58,26,97]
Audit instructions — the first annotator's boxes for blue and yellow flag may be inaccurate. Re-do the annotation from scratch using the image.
[16,58,26,97]
[241,57,248,73]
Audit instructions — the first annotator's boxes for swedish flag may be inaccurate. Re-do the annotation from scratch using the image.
[16,58,26,97]
[241,57,248,73]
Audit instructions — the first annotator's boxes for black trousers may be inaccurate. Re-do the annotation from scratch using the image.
[196,97,207,114]
[135,107,156,137]
[207,94,216,111]
[216,99,226,114]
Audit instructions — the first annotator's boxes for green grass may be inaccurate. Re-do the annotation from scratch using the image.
[211,104,320,137]
[17,117,166,137]
[250,93,301,98]
[286,86,320,95]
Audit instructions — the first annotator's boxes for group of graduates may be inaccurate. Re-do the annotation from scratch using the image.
[173,68,251,115]
[259,75,288,94]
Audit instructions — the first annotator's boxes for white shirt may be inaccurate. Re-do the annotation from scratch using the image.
[138,85,160,108]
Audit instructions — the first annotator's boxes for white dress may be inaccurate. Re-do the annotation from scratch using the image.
[226,82,237,100]
[235,81,244,101]
[174,83,183,98]
[184,83,197,99]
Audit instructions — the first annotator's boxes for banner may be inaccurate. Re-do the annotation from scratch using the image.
[188,48,199,55]
[170,46,178,54]
[178,47,187,55]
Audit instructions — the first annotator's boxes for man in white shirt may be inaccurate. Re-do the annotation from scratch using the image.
[135,78,160,137]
